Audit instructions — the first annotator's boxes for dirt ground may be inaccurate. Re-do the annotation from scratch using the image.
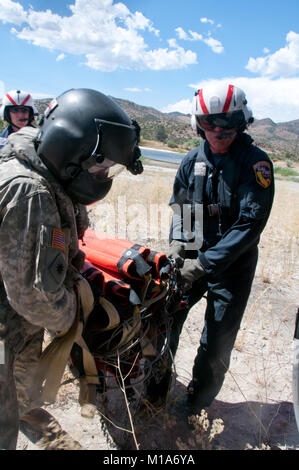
[17,164,299,451]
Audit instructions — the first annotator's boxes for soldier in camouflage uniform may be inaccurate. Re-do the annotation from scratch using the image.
[0,88,143,449]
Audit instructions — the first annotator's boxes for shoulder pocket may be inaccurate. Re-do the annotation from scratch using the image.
[34,225,68,294]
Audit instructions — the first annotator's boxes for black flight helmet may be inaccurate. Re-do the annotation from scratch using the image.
[36,88,143,205]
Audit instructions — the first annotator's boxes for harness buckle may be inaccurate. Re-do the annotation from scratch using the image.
[207,204,221,217]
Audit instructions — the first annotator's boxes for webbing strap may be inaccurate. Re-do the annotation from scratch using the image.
[31,275,98,406]
[117,245,151,277]
[194,141,209,205]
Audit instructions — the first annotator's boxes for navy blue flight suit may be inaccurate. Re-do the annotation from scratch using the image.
[152,133,274,408]
[0,126,13,150]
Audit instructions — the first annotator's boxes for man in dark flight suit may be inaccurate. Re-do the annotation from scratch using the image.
[145,83,274,411]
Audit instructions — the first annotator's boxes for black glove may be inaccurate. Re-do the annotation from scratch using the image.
[180,259,206,291]
[167,240,186,267]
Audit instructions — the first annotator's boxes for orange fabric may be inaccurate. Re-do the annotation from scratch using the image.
[79,229,151,279]
[80,229,171,306]
[80,229,150,280]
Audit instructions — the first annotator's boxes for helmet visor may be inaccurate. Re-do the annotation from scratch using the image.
[95,118,141,171]
[197,110,245,131]
[88,156,124,180]
[9,105,31,114]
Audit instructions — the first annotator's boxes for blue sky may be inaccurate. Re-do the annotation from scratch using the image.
[0,0,298,122]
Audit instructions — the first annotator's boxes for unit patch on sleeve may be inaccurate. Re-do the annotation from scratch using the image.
[253,161,272,188]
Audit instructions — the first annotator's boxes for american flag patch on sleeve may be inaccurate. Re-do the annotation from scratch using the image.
[51,228,66,251]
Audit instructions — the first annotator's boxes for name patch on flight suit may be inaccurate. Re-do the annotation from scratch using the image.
[194,162,207,176]
[253,161,272,188]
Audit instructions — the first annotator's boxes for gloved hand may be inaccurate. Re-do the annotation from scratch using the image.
[180,258,206,291]
[167,240,186,267]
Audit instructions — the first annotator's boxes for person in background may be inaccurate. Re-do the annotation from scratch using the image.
[0,89,38,149]
[145,83,274,412]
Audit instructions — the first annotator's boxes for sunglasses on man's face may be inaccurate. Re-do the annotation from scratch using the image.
[197,111,245,131]
[9,106,31,114]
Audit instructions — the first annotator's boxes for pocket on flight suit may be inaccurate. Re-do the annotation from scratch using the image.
[34,225,68,294]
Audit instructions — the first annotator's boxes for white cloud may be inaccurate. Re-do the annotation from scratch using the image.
[246,31,299,77]
[200,17,221,28]
[124,87,151,92]
[0,0,196,71]
[200,17,214,25]
[161,99,192,115]
[263,47,270,54]
[188,77,299,122]
[56,53,65,62]
[124,10,160,37]
[161,77,299,122]
[0,0,27,25]
[175,27,188,40]
[202,35,224,54]
[175,27,224,54]
[125,87,142,92]
[188,31,203,41]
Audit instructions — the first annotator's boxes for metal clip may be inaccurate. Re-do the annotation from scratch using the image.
[207,204,220,217]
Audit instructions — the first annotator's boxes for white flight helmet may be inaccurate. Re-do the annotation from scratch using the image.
[191,83,253,135]
[0,89,38,123]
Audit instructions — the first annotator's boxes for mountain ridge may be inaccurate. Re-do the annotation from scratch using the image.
[24,97,299,159]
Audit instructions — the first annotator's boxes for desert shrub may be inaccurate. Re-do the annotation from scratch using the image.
[274,166,299,177]
[183,138,202,149]
[283,150,297,162]
[176,410,224,450]
[167,141,178,148]
[155,124,167,142]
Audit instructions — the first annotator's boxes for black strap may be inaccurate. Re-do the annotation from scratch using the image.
[117,244,151,278]
[295,308,299,340]
[193,142,209,205]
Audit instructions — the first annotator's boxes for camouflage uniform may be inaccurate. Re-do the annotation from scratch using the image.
[0,127,88,449]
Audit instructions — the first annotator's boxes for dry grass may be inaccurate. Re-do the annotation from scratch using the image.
[88,166,175,252]
[87,169,299,450]
[257,182,299,282]
[176,410,224,450]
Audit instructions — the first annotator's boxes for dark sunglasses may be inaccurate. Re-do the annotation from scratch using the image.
[197,110,245,131]
[9,106,31,114]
